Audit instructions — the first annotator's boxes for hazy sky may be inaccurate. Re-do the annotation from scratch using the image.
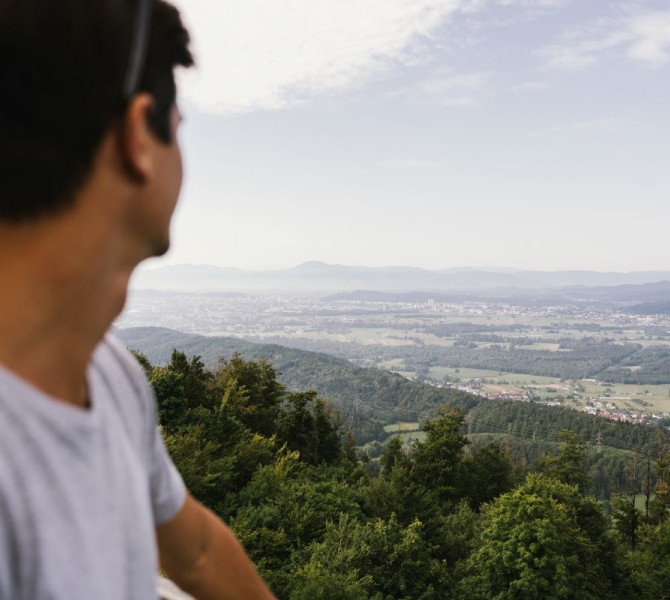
[148,0,670,273]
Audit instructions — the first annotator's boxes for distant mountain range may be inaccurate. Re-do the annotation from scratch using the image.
[131,261,670,294]
[328,281,670,305]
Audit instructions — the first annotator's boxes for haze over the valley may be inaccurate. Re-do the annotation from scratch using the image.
[130,262,670,294]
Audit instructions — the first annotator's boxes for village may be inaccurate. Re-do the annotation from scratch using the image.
[418,377,670,426]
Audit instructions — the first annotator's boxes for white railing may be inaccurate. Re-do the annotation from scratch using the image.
[157,576,195,600]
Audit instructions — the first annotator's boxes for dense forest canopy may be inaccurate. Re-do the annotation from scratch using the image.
[139,346,670,599]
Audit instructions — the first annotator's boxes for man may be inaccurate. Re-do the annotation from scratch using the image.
[0,1,276,598]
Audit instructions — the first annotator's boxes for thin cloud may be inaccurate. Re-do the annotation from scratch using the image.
[628,11,670,66]
[497,0,570,6]
[377,158,440,169]
[538,9,670,71]
[484,0,572,26]
[496,0,571,12]
[392,70,491,106]
[171,0,475,115]
[532,118,621,140]
[538,30,630,70]
[511,79,552,92]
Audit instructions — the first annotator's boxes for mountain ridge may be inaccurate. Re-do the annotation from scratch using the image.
[131,262,670,293]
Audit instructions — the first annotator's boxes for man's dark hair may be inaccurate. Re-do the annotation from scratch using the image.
[0,0,194,222]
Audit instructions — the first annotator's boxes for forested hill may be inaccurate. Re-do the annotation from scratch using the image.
[117,327,670,462]
[115,326,480,419]
[468,400,659,450]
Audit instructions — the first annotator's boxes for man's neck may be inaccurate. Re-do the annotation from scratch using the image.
[0,244,132,408]
[0,169,140,408]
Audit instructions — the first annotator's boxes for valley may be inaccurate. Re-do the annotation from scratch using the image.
[118,285,670,424]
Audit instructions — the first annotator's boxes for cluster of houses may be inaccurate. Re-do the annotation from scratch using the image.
[426,378,670,427]
[583,399,669,424]
[429,379,531,402]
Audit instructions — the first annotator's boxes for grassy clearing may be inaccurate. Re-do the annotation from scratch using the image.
[430,367,562,386]
[412,333,456,347]
[405,431,426,444]
[348,328,419,346]
[503,373,563,385]
[383,422,420,433]
[377,359,405,368]
[525,342,561,351]
[429,366,502,380]
[391,370,417,379]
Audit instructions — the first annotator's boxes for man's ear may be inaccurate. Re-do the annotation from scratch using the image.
[120,93,156,181]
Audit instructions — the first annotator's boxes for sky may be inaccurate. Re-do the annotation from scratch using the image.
[147,0,670,273]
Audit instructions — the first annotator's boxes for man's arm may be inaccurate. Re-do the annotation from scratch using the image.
[156,493,276,600]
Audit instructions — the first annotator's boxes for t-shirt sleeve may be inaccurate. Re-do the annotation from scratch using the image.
[0,486,17,599]
[0,458,24,600]
[105,335,187,526]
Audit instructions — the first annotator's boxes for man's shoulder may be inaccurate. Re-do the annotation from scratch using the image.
[92,334,153,400]
[94,333,149,380]
[91,333,157,435]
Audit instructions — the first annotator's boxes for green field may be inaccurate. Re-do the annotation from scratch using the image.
[428,366,562,385]
[428,366,502,380]
[420,368,670,414]
[578,380,670,412]
[421,365,670,414]
[383,422,420,433]
[524,342,562,351]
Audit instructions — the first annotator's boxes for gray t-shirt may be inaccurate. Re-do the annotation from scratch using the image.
[0,335,186,600]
